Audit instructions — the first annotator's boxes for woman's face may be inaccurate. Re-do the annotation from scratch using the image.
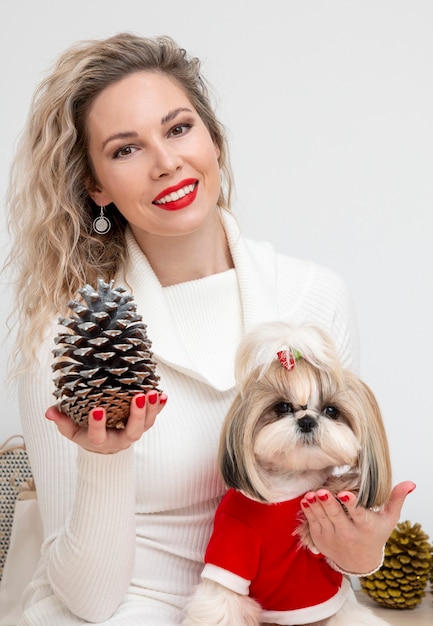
[86,71,221,240]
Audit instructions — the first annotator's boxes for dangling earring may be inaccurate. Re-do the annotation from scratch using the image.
[93,206,112,234]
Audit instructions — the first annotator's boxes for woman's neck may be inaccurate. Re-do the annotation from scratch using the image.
[129,210,234,287]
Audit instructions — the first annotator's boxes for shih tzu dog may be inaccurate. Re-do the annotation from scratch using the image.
[183,322,392,626]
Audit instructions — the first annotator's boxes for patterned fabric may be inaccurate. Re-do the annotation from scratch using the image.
[0,436,33,581]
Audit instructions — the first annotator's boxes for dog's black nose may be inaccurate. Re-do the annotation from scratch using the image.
[297,415,317,433]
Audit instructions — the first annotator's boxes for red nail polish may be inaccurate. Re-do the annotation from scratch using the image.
[301,500,310,508]
[159,394,168,405]
[339,494,350,502]
[148,391,158,405]
[306,495,316,504]
[318,493,329,502]
[93,409,104,421]
[135,395,146,409]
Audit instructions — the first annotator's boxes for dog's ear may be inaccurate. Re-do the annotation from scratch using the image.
[219,392,269,503]
[346,374,392,508]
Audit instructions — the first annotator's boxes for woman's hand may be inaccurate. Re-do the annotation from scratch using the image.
[300,481,416,574]
[45,390,167,454]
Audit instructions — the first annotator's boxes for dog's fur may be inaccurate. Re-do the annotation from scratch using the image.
[183,322,392,625]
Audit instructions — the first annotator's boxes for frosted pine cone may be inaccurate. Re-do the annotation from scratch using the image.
[52,279,160,429]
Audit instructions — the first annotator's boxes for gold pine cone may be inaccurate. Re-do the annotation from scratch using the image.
[360,520,432,610]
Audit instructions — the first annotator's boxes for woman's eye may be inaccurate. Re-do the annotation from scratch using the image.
[273,402,293,416]
[169,123,192,137]
[113,145,136,158]
[324,405,339,419]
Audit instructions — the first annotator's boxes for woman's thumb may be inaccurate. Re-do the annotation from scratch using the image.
[386,481,416,526]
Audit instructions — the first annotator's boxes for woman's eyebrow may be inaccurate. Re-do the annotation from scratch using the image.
[102,131,138,150]
[161,107,193,125]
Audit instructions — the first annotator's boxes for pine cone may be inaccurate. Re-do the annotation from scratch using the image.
[52,279,160,429]
[360,520,432,609]
[430,545,433,598]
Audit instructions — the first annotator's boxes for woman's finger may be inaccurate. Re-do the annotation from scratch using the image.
[125,391,167,439]
[86,407,108,447]
[301,490,342,530]
[143,391,167,430]
[45,405,82,440]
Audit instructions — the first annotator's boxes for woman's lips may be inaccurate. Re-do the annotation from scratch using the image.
[152,179,198,211]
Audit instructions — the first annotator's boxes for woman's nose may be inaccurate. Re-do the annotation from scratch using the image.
[150,143,182,179]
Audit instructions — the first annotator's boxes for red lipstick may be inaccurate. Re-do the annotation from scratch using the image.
[152,178,198,211]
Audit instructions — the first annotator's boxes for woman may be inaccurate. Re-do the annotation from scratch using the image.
[6,33,414,625]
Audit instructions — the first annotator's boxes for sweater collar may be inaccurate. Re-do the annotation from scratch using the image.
[121,211,278,390]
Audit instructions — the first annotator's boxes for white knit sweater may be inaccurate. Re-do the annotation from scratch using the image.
[18,212,359,625]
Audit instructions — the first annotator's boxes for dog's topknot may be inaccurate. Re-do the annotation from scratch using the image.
[235,322,341,390]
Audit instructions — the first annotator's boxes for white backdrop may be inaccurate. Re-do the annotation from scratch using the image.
[1,1,432,538]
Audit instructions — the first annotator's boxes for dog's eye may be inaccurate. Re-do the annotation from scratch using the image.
[324,405,339,419]
[273,402,294,416]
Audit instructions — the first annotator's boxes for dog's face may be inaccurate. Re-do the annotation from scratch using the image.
[219,323,391,506]
[252,359,361,475]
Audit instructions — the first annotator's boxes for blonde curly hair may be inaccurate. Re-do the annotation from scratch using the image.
[6,32,233,372]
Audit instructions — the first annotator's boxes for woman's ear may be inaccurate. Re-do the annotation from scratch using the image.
[85,177,113,207]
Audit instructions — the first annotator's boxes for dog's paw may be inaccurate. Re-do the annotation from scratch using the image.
[182,579,262,626]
